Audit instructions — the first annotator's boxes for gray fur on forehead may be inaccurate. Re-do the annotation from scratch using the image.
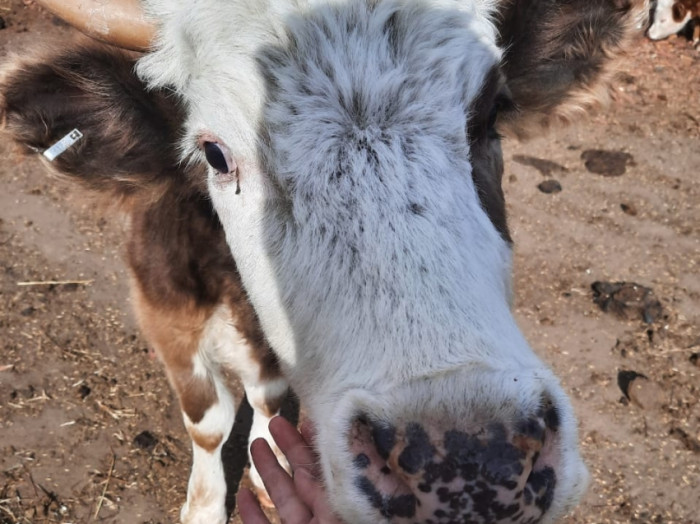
[246,3,513,361]
[257,0,502,195]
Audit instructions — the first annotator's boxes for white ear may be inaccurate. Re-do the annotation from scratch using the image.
[494,0,649,136]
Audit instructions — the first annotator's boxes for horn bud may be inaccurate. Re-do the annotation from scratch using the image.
[35,0,155,51]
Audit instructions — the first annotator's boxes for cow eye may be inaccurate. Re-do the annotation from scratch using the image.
[203,141,232,174]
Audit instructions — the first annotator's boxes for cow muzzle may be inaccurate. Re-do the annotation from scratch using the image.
[318,368,588,524]
[348,408,558,523]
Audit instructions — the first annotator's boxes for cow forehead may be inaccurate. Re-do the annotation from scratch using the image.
[137,0,502,162]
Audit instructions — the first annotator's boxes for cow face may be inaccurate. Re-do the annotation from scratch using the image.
[137,1,647,522]
[648,0,692,39]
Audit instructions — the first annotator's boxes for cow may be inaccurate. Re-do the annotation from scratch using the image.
[648,0,700,45]
[1,0,649,523]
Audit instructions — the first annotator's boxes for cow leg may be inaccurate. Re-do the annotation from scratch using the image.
[220,321,290,507]
[132,290,233,524]
[241,374,290,506]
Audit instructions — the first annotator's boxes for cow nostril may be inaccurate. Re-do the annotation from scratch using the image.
[543,403,560,432]
[371,421,396,460]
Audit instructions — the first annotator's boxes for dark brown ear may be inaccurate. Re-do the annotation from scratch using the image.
[0,42,187,198]
[672,2,688,22]
[494,0,649,136]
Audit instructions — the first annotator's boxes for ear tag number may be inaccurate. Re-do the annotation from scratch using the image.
[43,129,83,161]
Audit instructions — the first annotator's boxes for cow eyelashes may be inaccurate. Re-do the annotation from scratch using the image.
[203,141,233,174]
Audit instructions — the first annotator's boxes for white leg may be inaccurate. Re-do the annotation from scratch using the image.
[244,377,291,506]
[131,292,233,524]
[198,306,289,506]
[180,376,235,524]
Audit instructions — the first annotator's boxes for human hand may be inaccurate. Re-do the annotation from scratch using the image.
[237,416,345,524]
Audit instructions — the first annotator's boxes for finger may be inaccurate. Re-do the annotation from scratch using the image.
[250,438,313,521]
[237,487,271,524]
[293,467,342,522]
[269,416,318,472]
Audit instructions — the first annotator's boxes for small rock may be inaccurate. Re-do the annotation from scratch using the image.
[0,17,5,30]
[617,370,646,400]
[690,352,699,367]
[618,370,666,410]
[133,430,158,451]
[591,281,663,324]
[628,376,665,410]
[537,179,562,194]
[620,202,638,216]
[20,306,36,317]
[581,149,635,177]
[78,384,91,399]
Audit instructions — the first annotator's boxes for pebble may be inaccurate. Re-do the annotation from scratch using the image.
[617,370,646,400]
[620,202,638,216]
[629,377,665,411]
[538,180,562,194]
[78,384,91,399]
[133,430,158,451]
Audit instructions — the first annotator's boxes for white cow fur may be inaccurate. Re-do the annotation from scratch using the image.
[648,0,692,40]
[137,0,589,522]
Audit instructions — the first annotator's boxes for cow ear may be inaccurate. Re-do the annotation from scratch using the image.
[494,0,649,136]
[672,3,688,22]
[0,42,188,197]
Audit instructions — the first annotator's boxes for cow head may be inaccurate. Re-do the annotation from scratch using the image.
[130,1,646,522]
[648,0,692,39]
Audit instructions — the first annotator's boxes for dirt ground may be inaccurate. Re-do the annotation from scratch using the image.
[0,1,698,523]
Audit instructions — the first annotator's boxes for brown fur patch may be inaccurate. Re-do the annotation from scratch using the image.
[0,41,284,424]
[189,427,224,453]
[495,0,649,137]
[131,285,219,424]
[674,0,700,21]
[0,42,196,198]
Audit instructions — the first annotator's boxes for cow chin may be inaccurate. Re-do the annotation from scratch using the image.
[312,368,589,524]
